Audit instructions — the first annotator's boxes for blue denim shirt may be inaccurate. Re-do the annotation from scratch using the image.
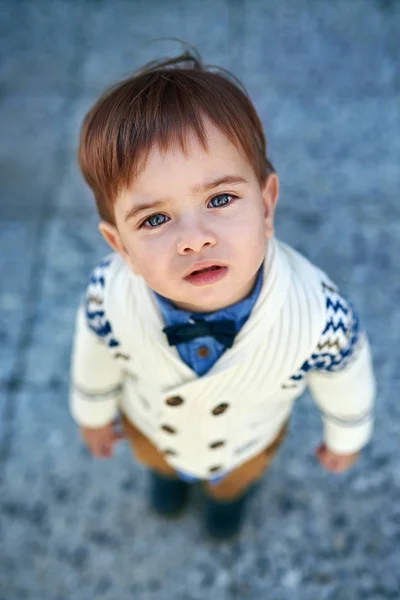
[153,265,264,484]
[154,266,263,375]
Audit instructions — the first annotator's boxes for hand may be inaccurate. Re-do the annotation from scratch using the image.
[80,421,125,458]
[315,443,360,474]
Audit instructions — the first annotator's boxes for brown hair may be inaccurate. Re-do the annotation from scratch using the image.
[79,49,275,224]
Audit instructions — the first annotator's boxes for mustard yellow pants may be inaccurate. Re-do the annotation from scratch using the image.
[122,415,288,502]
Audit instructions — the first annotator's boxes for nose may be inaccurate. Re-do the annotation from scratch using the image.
[176,217,217,255]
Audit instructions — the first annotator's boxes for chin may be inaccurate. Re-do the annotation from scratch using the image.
[179,296,226,313]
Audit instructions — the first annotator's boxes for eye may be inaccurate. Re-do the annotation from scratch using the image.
[140,213,170,229]
[209,193,236,208]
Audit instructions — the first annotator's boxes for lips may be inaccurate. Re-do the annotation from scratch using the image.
[191,265,221,275]
[184,261,227,279]
[184,263,228,286]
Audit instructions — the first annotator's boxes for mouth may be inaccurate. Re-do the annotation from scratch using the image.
[190,265,221,275]
[184,264,228,286]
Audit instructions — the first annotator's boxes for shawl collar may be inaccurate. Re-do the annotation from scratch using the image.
[135,237,291,376]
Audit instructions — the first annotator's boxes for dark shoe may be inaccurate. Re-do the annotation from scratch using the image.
[148,471,190,518]
[204,488,254,540]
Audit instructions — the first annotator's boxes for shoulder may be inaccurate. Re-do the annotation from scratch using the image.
[275,239,331,309]
[87,252,128,290]
[294,281,363,379]
[274,239,330,334]
[273,240,364,379]
[276,239,354,320]
[84,253,134,348]
[276,239,330,286]
[85,253,125,312]
[318,281,362,365]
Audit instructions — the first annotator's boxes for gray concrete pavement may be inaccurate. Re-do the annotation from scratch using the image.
[0,0,399,598]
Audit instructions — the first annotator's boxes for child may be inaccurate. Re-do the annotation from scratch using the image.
[70,49,376,539]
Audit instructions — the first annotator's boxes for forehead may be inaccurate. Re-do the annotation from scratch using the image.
[127,121,255,196]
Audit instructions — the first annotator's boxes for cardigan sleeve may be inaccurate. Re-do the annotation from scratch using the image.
[306,283,376,454]
[69,257,124,428]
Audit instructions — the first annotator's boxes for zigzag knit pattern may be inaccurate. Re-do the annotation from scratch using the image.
[290,282,362,382]
[85,256,121,349]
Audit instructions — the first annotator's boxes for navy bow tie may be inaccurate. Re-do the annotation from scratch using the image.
[163,319,237,348]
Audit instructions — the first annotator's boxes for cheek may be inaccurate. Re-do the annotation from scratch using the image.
[232,210,266,243]
[238,216,268,260]
[126,235,169,273]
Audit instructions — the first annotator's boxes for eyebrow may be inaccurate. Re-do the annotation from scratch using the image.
[124,175,249,222]
[191,175,249,194]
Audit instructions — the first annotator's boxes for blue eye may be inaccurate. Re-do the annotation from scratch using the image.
[142,213,169,229]
[209,194,234,208]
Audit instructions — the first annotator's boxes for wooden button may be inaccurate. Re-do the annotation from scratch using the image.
[163,449,177,456]
[161,424,177,434]
[212,403,229,416]
[197,346,210,358]
[165,395,184,407]
[209,465,222,473]
[209,440,225,449]
[114,352,130,360]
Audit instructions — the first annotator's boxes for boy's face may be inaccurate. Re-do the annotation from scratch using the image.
[100,121,279,313]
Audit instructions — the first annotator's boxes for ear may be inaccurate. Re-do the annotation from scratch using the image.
[99,221,125,254]
[261,173,280,239]
[99,221,140,274]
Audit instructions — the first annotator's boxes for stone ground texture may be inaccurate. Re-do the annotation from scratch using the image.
[0,0,399,598]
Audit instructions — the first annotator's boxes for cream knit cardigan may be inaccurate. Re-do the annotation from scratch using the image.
[70,238,375,479]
